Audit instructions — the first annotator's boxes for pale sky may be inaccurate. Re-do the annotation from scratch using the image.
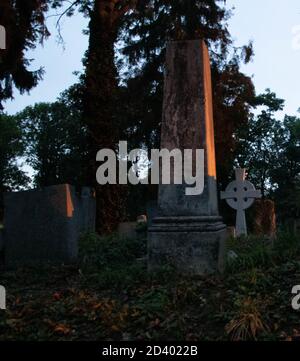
[4,0,300,117]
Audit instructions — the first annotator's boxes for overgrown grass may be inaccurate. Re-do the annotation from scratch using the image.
[0,231,300,341]
[226,232,300,273]
[78,232,148,288]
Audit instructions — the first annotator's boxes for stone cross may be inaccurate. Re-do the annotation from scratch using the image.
[221,169,262,236]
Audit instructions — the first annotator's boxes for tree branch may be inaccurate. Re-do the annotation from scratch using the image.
[54,0,81,45]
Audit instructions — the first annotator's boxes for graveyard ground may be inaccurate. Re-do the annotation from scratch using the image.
[0,233,300,341]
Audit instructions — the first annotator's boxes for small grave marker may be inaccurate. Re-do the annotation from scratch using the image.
[221,169,261,236]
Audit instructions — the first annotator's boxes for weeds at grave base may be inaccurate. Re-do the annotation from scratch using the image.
[225,297,269,341]
[226,232,300,272]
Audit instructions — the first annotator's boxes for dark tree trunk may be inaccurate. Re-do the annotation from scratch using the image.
[83,0,123,234]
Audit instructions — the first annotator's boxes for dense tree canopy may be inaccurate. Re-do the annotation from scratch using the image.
[0,114,28,192]
[236,90,286,197]
[0,113,29,220]
[0,0,51,109]
[271,115,300,220]
[236,90,300,222]
[14,87,87,188]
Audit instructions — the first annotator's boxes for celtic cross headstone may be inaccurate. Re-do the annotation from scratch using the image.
[221,169,262,236]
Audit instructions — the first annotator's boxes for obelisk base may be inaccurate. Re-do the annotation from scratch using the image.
[148,216,227,275]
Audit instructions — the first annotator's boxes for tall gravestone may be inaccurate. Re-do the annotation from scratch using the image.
[148,40,227,275]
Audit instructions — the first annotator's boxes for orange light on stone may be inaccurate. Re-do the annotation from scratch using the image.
[202,42,217,179]
[65,184,74,218]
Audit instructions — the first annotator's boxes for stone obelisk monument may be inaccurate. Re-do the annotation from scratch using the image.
[148,40,227,275]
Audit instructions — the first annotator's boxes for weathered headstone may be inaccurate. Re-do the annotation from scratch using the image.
[3,184,95,268]
[252,199,276,238]
[148,40,227,275]
[118,222,137,239]
[137,215,147,224]
[227,226,236,239]
[221,169,262,237]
